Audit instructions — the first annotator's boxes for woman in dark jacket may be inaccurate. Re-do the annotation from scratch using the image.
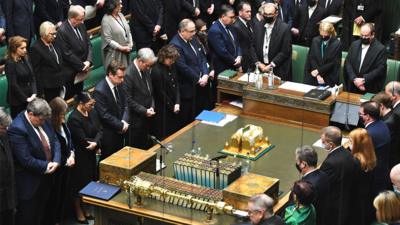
[46,97,75,225]
[304,22,342,87]
[67,92,102,224]
[5,36,37,118]
[150,44,180,140]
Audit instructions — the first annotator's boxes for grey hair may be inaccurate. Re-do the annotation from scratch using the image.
[386,81,400,96]
[26,98,52,118]
[248,194,274,216]
[262,3,278,13]
[68,5,85,19]
[295,145,318,167]
[321,126,342,147]
[0,108,11,127]
[137,48,157,63]
[39,21,55,38]
[178,19,194,32]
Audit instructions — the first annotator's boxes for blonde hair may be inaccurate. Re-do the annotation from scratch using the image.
[319,21,336,37]
[349,128,376,172]
[373,191,400,223]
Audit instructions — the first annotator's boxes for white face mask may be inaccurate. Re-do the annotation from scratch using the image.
[394,185,400,195]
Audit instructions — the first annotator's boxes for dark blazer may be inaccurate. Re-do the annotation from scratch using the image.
[164,0,195,40]
[266,0,294,28]
[344,39,387,94]
[252,19,292,81]
[208,20,242,75]
[5,58,37,107]
[130,0,164,49]
[0,134,17,213]
[170,34,208,100]
[383,111,400,167]
[33,0,65,32]
[56,20,93,75]
[93,78,128,157]
[366,120,391,194]
[54,123,74,165]
[318,0,342,16]
[302,169,330,225]
[122,62,154,129]
[232,17,255,72]
[259,215,286,225]
[320,146,355,225]
[7,112,61,200]
[30,39,66,91]
[304,36,342,87]
[4,0,34,40]
[342,0,383,49]
[70,0,96,7]
[296,4,326,46]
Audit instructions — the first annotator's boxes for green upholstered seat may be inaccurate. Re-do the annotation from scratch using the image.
[386,59,399,84]
[84,36,105,90]
[0,75,8,110]
[291,45,309,83]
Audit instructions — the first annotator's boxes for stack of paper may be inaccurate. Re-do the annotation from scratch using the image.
[278,81,316,93]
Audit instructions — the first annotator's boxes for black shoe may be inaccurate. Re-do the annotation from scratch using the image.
[85,215,95,220]
[76,218,89,224]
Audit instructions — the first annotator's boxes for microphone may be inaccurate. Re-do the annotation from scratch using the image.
[149,135,172,153]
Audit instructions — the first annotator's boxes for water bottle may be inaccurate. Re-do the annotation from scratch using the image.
[267,70,274,89]
[241,153,251,174]
[197,147,202,156]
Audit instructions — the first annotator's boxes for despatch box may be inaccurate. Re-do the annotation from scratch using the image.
[222,173,279,211]
[99,147,157,186]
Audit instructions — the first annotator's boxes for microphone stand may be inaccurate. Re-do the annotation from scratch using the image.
[211,155,228,189]
[150,135,171,173]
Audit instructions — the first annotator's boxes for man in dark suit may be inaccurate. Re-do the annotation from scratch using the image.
[93,60,129,159]
[181,0,201,20]
[170,19,209,128]
[232,1,255,72]
[318,0,342,16]
[199,0,214,25]
[130,0,166,52]
[295,145,329,225]
[342,0,383,50]
[208,4,242,76]
[56,5,93,99]
[385,81,400,118]
[7,98,61,225]
[359,101,391,194]
[4,0,34,42]
[344,23,386,94]
[122,48,157,150]
[252,3,292,81]
[319,126,355,225]
[0,109,16,225]
[266,0,294,28]
[291,0,326,46]
[33,0,66,35]
[164,0,199,40]
[31,21,66,102]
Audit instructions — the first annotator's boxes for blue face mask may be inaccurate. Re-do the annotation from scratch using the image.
[394,185,400,195]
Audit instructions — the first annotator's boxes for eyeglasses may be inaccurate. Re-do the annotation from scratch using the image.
[248,209,261,216]
[49,32,57,36]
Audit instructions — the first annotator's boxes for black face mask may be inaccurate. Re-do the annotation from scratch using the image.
[198,31,208,39]
[295,163,302,173]
[321,36,330,42]
[307,0,317,7]
[264,16,275,24]
[361,37,371,45]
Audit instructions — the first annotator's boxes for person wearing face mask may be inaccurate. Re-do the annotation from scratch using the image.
[295,145,329,225]
[390,164,400,195]
[344,23,387,94]
[251,3,292,81]
[290,0,326,46]
[319,126,356,225]
[358,101,391,195]
[304,21,341,87]
[348,128,377,225]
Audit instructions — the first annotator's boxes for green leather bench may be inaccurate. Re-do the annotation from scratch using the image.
[0,75,8,111]
[291,45,309,83]
[84,36,105,90]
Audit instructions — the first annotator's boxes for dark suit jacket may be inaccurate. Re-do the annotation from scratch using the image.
[208,20,242,75]
[320,146,355,225]
[93,78,128,156]
[304,36,342,87]
[366,120,391,193]
[232,18,255,72]
[122,62,154,129]
[170,34,208,99]
[164,0,195,40]
[252,19,292,81]
[54,123,74,165]
[5,58,37,107]
[56,20,93,76]
[318,0,342,16]
[70,0,96,7]
[383,111,400,167]
[33,0,65,31]
[7,112,61,200]
[266,0,294,28]
[344,39,387,94]
[302,169,330,225]
[0,134,17,212]
[342,0,383,49]
[130,0,164,48]
[296,4,326,46]
[30,39,66,91]
[5,0,34,40]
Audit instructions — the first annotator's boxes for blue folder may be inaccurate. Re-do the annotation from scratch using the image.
[195,110,226,123]
[79,181,120,201]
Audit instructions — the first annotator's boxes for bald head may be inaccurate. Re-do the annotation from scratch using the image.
[321,126,342,149]
[391,164,400,190]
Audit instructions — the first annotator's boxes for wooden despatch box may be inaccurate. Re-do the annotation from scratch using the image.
[99,147,157,185]
[222,173,279,211]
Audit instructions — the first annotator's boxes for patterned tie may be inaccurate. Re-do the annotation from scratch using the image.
[36,127,52,161]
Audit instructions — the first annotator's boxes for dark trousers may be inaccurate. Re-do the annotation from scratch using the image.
[15,176,53,225]
[127,123,152,150]
[43,87,63,103]
[65,81,84,100]
[179,98,196,129]
[0,209,15,225]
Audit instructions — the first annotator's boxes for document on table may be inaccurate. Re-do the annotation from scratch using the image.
[278,81,316,93]
[201,114,238,127]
